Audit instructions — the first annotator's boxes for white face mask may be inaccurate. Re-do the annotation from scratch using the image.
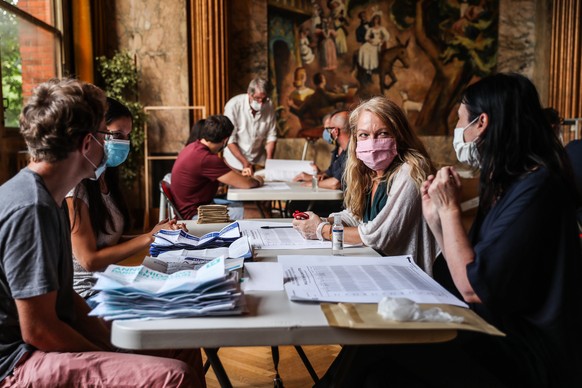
[250,99,262,111]
[83,134,108,180]
[452,116,480,168]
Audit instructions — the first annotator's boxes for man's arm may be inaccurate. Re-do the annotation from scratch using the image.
[218,170,263,189]
[226,143,252,169]
[15,291,108,352]
[318,177,340,190]
[265,141,276,160]
[70,292,115,351]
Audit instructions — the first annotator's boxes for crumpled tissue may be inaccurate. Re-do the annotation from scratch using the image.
[377,297,464,323]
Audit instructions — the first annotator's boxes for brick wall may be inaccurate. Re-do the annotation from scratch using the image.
[17,0,57,102]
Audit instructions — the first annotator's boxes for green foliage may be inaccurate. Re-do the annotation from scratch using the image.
[0,5,24,127]
[96,51,146,185]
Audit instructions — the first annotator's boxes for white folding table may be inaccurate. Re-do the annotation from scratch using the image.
[112,221,456,386]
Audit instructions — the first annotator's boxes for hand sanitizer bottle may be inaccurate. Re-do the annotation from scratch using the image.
[332,213,344,255]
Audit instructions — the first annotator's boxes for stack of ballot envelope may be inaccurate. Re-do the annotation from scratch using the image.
[89,257,245,320]
[143,235,252,274]
[149,221,241,257]
[197,204,230,223]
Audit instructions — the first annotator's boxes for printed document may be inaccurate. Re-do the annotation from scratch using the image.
[238,220,332,249]
[279,255,468,308]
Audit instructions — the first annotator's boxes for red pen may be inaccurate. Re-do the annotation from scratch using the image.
[293,210,309,220]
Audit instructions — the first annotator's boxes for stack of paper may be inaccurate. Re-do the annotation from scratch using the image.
[150,222,241,256]
[143,236,253,274]
[264,159,316,181]
[89,257,244,320]
[197,204,230,223]
[278,255,468,307]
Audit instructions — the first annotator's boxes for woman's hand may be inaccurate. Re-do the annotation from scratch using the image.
[427,167,462,215]
[421,175,440,230]
[150,218,186,235]
[291,211,322,240]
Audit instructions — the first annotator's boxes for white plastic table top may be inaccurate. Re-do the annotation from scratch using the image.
[111,221,456,350]
[226,181,343,201]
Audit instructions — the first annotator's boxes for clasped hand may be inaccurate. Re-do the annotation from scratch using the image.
[291,211,322,240]
[421,166,462,229]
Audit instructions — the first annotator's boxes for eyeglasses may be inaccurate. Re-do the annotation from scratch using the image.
[98,130,129,141]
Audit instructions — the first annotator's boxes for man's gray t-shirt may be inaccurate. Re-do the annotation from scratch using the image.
[0,168,74,382]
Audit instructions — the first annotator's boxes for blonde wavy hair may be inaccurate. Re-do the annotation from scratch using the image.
[343,96,434,220]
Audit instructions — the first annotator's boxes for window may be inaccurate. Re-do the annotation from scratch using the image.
[0,0,63,128]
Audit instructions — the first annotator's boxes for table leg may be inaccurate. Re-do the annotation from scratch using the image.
[203,347,232,388]
[294,345,320,383]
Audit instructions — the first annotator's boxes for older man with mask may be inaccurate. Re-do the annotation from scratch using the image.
[294,110,350,190]
[291,110,350,215]
[223,77,277,174]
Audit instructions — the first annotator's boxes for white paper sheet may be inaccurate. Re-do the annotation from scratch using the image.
[264,159,315,182]
[278,255,468,308]
[238,220,332,249]
[242,262,284,291]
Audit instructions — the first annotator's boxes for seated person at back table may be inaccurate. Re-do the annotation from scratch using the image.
[291,110,350,215]
[293,96,437,275]
[66,97,182,303]
[0,78,204,387]
[171,115,264,220]
[186,118,206,145]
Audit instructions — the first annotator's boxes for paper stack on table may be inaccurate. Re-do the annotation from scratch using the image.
[197,204,231,223]
[89,257,245,320]
[143,236,252,274]
[279,255,468,307]
[149,221,241,256]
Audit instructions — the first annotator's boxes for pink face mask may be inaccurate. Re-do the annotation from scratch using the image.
[356,137,398,171]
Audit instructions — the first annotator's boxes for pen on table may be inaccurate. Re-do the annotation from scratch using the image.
[260,226,294,229]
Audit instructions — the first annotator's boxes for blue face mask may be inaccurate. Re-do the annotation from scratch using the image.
[84,134,107,180]
[105,139,130,167]
[322,128,336,145]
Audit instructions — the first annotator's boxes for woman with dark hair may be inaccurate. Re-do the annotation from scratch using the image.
[65,97,181,300]
[320,73,582,387]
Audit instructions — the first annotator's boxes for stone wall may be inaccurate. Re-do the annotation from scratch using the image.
[108,0,190,154]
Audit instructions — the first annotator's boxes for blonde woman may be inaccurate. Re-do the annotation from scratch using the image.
[292,96,437,274]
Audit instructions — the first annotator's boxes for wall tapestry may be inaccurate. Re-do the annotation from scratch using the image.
[268,0,498,137]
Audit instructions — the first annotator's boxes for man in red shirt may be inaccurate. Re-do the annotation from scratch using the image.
[172,115,264,219]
